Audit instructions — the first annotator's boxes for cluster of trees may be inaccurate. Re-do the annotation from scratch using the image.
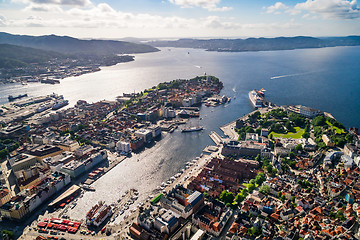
[236,125,255,141]
[266,109,288,119]
[297,179,313,190]
[257,155,277,177]
[312,115,353,148]
[289,113,306,128]
[219,171,267,207]
[1,230,14,239]
[247,111,261,124]
[0,138,20,161]
[281,155,297,172]
[60,130,91,145]
[329,209,346,221]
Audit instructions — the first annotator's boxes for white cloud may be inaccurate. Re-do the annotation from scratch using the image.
[11,0,92,6]
[294,0,359,19]
[168,0,232,12]
[266,2,288,14]
[0,15,7,27]
[24,3,63,12]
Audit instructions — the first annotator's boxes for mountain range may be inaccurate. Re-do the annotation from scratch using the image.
[0,32,159,56]
[149,36,360,52]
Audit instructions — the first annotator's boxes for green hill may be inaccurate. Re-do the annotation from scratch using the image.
[0,44,65,68]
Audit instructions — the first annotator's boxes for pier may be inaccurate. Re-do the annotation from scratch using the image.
[209,131,224,146]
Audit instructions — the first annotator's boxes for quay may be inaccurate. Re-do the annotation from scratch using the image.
[83,154,127,185]
[209,131,223,146]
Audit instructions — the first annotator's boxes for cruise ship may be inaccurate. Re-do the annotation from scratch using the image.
[248,89,265,108]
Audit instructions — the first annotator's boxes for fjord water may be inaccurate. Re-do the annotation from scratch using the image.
[1,46,359,219]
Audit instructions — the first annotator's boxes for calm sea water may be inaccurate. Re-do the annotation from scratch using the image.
[1,46,359,220]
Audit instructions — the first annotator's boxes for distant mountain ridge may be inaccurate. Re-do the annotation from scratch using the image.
[0,32,159,56]
[150,36,360,52]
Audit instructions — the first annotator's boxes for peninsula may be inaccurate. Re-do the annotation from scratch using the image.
[0,32,159,84]
[1,76,359,240]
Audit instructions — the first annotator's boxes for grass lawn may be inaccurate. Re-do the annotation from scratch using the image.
[326,120,346,134]
[271,127,305,139]
[243,183,259,188]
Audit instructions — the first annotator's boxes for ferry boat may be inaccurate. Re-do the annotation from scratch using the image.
[91,204,112,227]
[181,126,204,132]
[86,201,112,227]
[52,100,69,110]
[248,89,265,108]
[86,201,104,223]
[36,102,54,113]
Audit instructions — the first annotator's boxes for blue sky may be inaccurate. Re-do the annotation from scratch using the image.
[0,0,359,38]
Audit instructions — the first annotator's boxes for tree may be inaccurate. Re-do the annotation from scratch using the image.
[235,193,246,203]
[2,230,14,238]
[288,152,295,159]
[313,116,326,127]
[248,226,261,236]
[247,183,256,192]
[220,190,235,204]
[302,132,310,139]
[259,185,270,195]
[255,172,266,185]
[249,179,256,185]
[0,149,9,160]
[289,113,306,127]
[335,210,346,221]
[285,120,295,132]
[255,154,261,163]
[345,134,353,143]
[295,144,303,152]
[203,192,209,199]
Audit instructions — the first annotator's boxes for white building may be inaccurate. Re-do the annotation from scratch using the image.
[163,108,176,118]
[148,125,162,138]
[116,141,131,153]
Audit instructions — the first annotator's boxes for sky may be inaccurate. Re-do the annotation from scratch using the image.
[0,0,359,39]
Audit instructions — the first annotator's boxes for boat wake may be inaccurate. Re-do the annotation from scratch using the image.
[270,71,321,80]
[232,87,236,92]
[194,65,202,69]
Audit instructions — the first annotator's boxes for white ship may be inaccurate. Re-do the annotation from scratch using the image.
[181,126,204,132]
[52,100,69,110]
[91,204,112,227]
[248,89,265,108]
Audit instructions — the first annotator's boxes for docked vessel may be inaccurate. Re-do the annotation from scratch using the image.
[41,79,60,84]
[52,100,69,110]
[87,203,112,227]
[248,89,265,108]
[80,184,96,192]
[8,94,28,102]
[36,102,54,113]
[86,201,104,224]
[181,126,204,132]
